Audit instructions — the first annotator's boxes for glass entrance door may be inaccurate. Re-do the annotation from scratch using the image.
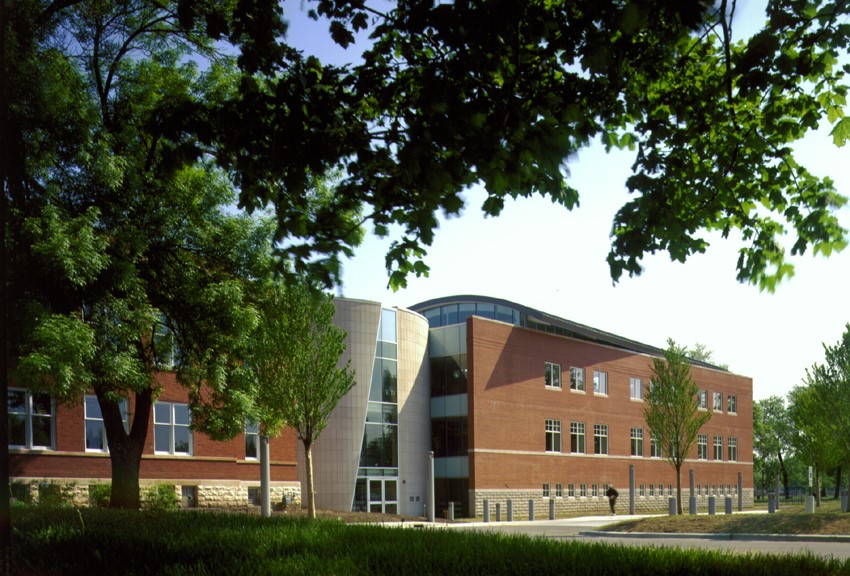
[368,478,398,514]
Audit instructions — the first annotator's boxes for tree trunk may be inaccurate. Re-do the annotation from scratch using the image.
[777,450,790,499]
[99,386,152,508]
[815,465,821,508]
[835,467,843,500]
[675,464,683,515]
[303,438,316,519]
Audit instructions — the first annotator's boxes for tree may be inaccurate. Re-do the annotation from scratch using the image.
[808,324,850,510]
[688,343,730,371]
[788,382,840,506]
[753,396,794,499]
[246,283,355,519]
[644,339,712,514]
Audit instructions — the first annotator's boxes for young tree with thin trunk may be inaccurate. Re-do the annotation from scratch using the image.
[644,339,712,515]
[788,382,840,507]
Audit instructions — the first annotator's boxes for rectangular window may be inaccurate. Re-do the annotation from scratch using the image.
[727,395,737,414]
[593,371,608,395]
[659,484,664,497]
[650,433,662,458]
[8,389,54,449]
[555,483,563,498]
[570,367,585,392]
[697,484,702,496]
[84,395,128,452]
[697,433,708,460]
[580,483,587,497]
[593,424,608,455]
[713,392,722,412]
[630,377,643,400]
[714,435,723,461]
[545,362,562,389]
[570,421,586,454]
[245,419,260,459]
[728,437,738,461]
[543,483,550,498]
[568,483,575,498]
[630,427,644,456]
[592,483,599,497]
[154,402,193,455]
[545,419,562,453]
[698,389,707,409]
[639,484,645,497]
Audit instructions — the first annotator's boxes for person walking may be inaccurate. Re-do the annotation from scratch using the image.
[606,486,619,515]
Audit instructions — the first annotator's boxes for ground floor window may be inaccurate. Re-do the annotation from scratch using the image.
[154,402,192,455]
[8,388,54,449]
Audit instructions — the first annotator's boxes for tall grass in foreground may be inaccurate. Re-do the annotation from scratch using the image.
[11,509,849,575]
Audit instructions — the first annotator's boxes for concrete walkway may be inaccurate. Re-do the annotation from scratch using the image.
[396,513,850,560]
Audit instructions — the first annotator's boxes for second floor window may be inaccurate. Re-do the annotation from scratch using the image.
[697,433,708,460]
[713,392,722,412]
[728,437,738,461]
[593,371,608,395]
[570,367,585,392]
[630,378,643,400]
[594,424,608,455]
[570,421,586,454]
[154,402,192,455]
[545,419,562,452]
[714,435,723,460]
[630,427,644,456]
[727,395,737,414]
[698,389,707,409]
[545,362,561,389]
[650,433,662,458]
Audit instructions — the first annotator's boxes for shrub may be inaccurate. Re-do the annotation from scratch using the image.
[37,481,76,508]
[143,484,178,511]
[89,483,112,508]
[10,481,33,506]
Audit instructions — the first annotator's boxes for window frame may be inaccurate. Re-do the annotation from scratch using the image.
[8,388,55,450]
[593,370,608,395]
[593,424,608,455]
[727,394,737,414]
[84,395,128,453]
[555,483,563,498]
[728,437,738,461]
[545,419,562,453]
[570,367,585,392]
[698,389,707,410]
[153,401,193,456]
[697,433,708,460]
[713,435,723,461]
[542,483,550,498]
[570,421,586,454]
[712,392,723,412]
[245,419,260,460]
[630,427,644,457]
[650,433,662,458]
[629,377,643,400]
[544,362,562,389]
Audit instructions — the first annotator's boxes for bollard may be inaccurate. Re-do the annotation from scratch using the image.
[738,472,743,511]
[768,493,776,514]
[805,495,815,514]
[842,491,848,513]
[483,498,490,523]
[708,495,716,515]
[496,503,501,522]
[629,465,636,516]
[689,469,697,515]
[529,499,535,521]
[507,499,513,522]
[725,496,733,515]
[448,501,455,521]
[668,496,677,516]
[549,498,556,520]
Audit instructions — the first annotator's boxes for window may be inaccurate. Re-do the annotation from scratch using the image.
[84,395,128,452]
[570,367,585,392]
[728,437,738,461]
[659,484,664,497]
[698,389,707,409]
[713,435,723,461]
[630,427,644,456]
[697,433,708,460]
[727,395,737,414]
[639,484,645,496]
[593,424,608,455]
[545,362,562,389]
[630,377,643,400]
[568,483,576,498]
[697,484,702,496]
[713,392,722,412]
[545,419,562,452]
[543,483,550,498]
[593,371,608,395]
[580,483,587,497]
[245,420,260,459]
[555,483,563,498]
[570,421,586,454]
[154,402,192,455]
[8,389,54,449]
[592,483,599,497]
[650,433,662,458]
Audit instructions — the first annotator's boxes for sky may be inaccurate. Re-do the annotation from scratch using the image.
[282,1,850,401]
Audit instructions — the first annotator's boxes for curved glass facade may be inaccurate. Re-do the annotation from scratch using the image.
[419,301,522,329]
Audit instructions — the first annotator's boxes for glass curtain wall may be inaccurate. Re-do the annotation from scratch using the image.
[353,309,399,513]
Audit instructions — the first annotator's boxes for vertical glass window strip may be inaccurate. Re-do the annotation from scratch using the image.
[698,390,707,409]
[545,362,561,389]
[713,392,722,411]
[570,367,585,392]
[727,395,737,414]
[630,378,643,400]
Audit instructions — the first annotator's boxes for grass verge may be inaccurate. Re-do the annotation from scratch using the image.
[11,508,850,575]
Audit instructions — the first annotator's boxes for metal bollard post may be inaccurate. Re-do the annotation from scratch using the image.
[507,499,513,522]
[495,503,501,522]
[549,498,555,520]
[725,496,733,514]
[448,501,455,521]
[768,493,776,514]
[668,496,677,516]
[529,499,535,521]
[483,498,490,523]
[708,495,716,515]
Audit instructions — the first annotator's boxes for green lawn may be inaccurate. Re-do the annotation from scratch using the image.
[10,507,850,575]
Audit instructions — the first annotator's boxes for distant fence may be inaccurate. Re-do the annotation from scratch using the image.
[754,486,843,504]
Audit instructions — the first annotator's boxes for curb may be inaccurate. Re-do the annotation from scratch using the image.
[580,530,850,543]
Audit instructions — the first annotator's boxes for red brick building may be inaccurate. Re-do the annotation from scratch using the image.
[9,372,299,508]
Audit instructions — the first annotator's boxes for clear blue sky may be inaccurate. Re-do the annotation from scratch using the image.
[283,0,850,401]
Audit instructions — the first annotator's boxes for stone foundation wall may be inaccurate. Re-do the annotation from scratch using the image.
[10,477,301,510]
[472,488,755,518]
